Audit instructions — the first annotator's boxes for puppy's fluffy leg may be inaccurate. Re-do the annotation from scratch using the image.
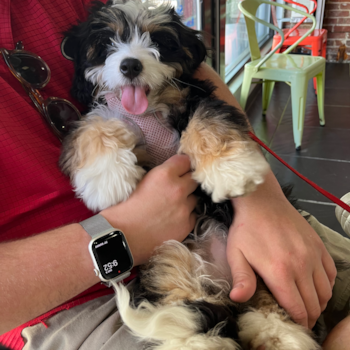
[238,281,320,350]
[114,282,240,350]
[60,114,146,212]
[139,239,232,305]
[179,102,270,202]
[113,252,241,350]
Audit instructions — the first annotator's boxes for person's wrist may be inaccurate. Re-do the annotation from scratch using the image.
[72,223,101,284]
[229,171,293,228]
[99,205,126,232]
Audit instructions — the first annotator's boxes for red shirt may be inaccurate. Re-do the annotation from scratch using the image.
[0,0,129,348]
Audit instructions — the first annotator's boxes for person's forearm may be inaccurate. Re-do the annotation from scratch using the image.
[231,169,286,214]
[194,63,250,122]
[0,223,99,335]
[195,64,336,328]
[0,155,198,335]
[0,214,146,335]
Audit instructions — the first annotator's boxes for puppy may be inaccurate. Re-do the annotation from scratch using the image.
[60,1,320,349]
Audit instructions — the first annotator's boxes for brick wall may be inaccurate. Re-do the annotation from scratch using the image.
[323,0,350,62]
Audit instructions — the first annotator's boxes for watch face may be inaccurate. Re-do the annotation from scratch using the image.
[91,231,133,280]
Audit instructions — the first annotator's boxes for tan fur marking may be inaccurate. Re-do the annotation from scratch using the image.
[107,22,123,35]
[140,240,233,306]
[141,22,162,34]
[133,147,152,167]
[244,279,290,321]
[183,46,193,59]
[73,116,138,169]
[167,62,183,78]
[179,108,251,171]
[151,85,185,108]
[87,46,95,60]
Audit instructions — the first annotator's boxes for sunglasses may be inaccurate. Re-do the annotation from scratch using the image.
[0,41,81,141]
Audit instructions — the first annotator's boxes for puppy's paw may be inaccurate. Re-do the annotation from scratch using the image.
[73,148,145,212]
[193,143,269,202]
[179,112,270,202]
[238,310,320,350]
[60,115,145,212]
[179,101,269,202]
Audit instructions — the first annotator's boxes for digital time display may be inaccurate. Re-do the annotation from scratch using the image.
[91,231,133,280]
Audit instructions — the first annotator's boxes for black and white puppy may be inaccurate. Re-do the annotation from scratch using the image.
[60,1,320,349]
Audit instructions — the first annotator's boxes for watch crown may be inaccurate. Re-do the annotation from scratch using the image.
[94,268,99,277]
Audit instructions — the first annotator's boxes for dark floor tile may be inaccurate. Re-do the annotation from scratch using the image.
[324,88,350,107]
[246,91,264,126]
[269,123,350,159]
[306,84,350,108]
[266,154,350,201]
[263,82,291,118]
[325,63,350,89]
[249,106,283,146]
[247,83,292,145]
[280,93,350,130]
[247,84,289,129]
[304,104,350,129]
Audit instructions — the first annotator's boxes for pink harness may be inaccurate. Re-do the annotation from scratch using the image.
[105,93,179,167]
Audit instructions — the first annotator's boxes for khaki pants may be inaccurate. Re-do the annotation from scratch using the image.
[300,211,350,335]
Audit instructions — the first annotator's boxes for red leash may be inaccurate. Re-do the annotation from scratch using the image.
[248,131,350,213]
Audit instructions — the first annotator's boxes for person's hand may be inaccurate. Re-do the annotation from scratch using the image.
[227,172,337,329]
[100,154,198,266]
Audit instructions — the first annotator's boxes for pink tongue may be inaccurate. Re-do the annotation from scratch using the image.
[121,85,148,115]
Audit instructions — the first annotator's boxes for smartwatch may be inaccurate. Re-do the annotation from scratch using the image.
[80,214,134,286]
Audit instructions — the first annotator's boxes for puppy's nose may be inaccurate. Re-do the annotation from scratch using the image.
[120,58,143,80]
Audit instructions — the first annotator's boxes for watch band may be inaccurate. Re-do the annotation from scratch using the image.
[80,214,133,286]
[80,214,114,238]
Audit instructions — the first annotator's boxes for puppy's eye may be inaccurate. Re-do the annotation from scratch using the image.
[165,38,180,50]
[150,33,180,52]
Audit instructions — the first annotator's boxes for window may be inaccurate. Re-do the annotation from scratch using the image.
[225,0,271,82]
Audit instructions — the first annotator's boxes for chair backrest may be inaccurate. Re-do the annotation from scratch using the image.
[238,0,316,71]
[283,0,317,41]
[271,0,310,28]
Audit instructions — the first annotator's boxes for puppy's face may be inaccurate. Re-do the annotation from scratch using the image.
[63,0,206,111]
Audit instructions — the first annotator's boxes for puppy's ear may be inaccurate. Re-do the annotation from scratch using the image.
[171,9,207,72]
[178,27,207,69]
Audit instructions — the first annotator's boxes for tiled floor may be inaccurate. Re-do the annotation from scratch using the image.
[245,63,350,235]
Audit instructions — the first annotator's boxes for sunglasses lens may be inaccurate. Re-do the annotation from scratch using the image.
[9,53,48,86]
[47,101,80,136]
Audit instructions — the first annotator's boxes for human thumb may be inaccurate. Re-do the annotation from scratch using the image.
[228,248,257,302]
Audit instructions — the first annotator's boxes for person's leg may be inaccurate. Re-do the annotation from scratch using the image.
[322,315,350,350]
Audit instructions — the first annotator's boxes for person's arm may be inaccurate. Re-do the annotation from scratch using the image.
[0,155,197,335]
[194,63,337,329]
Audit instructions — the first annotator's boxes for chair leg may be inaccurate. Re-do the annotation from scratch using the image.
[322,40,327,59]
[291,77,308,150]
[316,70,326,126]
[240,71,253,111]
[262,80,275,116]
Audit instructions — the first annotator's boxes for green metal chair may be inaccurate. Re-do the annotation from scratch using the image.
[239,0,325,150]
